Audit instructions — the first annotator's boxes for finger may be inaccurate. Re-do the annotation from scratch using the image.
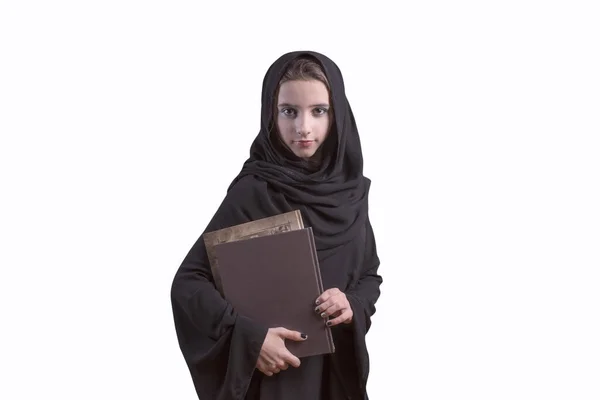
[281,351,301,368]
[314,300,328,315]
[277,328,308,342]
[315,287,340,306]
[258,359,273,372]
[316,294,348,317]
[318,301,344,318]
[314,296,336,315]
[325,309,353,327]
[276,360,289,370]
[267,362,281,375]
[259,354,277,367]
[258,362,273,376]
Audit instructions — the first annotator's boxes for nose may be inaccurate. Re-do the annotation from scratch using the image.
[295,114,311,136]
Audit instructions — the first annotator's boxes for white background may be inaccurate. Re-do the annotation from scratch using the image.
[1,1,599,399]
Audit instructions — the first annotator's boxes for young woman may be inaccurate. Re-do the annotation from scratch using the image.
[171,50,382,399]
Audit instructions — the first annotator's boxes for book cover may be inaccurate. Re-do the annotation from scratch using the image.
[214,227,335,358]
[203,210,304,295]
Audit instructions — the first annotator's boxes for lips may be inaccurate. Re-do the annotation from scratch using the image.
[296,140,314,148]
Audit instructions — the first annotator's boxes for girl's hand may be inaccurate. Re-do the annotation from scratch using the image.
[315,288,353,327]
[257,327,306,376]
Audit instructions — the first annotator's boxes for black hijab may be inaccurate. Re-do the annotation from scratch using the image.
[229,50,370,256]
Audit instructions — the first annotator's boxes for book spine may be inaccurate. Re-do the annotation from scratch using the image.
[306,228,335,353]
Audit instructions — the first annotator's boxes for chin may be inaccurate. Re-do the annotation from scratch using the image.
[296,150,314,158]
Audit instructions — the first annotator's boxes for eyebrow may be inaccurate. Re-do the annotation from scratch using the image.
[277,103,330,108]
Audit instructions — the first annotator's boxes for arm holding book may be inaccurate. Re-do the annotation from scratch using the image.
[170,181,305,398]
[171,197,264,399]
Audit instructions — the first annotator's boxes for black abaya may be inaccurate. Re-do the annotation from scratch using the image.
[171,51,382,399]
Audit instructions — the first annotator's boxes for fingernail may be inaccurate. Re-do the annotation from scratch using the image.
[320,312,326,318]
[301,333,307,339]
[315,307,320,313]
[326,321,332,326]
[315,300,320,305]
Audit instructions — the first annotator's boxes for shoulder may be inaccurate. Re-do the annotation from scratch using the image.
[216,174,273,219]
[203,175,265,233]
[225,174,268,199]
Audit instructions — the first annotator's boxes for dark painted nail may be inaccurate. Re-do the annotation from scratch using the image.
[315,300,320,305]
[326,321,332,326]
[301,333,307,339]
[315,307,320,313]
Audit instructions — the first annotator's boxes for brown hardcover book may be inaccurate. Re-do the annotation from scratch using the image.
[214,227,335,358]
[203,210,304,295]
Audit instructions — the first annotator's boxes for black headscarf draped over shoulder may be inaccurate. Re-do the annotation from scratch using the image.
[228,50,370,256]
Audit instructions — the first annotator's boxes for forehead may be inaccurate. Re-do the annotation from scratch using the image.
[277,80,329,105]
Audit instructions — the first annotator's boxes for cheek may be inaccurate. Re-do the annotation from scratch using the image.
[318,116,331,137]
[276,118,293,139]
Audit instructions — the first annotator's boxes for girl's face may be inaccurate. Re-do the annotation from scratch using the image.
[275,79,332,160]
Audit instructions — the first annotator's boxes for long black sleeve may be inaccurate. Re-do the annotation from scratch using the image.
[346,217,382,333]
[342,216,383,395]
[170,185,269,400]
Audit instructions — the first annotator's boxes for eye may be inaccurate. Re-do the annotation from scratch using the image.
[280,108,296,117]
[313,107,329,116]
